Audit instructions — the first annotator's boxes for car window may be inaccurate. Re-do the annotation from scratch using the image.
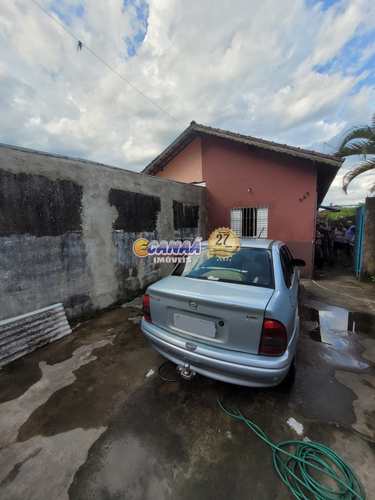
[285,245,294,262]
[172,247,274,289]
[280,246,293,288]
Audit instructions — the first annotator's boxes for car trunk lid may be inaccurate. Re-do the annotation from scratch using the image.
[148,276,274,355]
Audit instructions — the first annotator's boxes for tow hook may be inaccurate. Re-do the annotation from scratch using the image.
[177,363,196,381]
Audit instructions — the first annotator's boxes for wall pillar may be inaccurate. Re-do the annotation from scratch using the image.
[362,197,375,278]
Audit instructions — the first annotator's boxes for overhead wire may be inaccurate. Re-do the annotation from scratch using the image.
[30,0,179,122]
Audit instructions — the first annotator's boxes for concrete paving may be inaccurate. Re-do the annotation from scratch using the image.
[0,275,375,500]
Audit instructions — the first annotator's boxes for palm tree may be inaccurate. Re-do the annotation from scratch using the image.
[337,113,375,193]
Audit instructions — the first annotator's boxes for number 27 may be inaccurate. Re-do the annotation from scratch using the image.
[216,233,229,245]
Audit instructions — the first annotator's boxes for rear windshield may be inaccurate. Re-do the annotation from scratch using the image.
[173,247,274,288]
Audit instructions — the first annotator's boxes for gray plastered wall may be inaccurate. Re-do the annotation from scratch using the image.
[0,144,207,320]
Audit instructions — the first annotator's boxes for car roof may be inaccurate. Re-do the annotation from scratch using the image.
[201,238,280,250]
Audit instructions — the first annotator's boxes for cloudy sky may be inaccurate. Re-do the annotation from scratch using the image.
[1,0,374,204]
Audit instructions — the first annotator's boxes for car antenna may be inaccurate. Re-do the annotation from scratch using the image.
[257,228,265,239]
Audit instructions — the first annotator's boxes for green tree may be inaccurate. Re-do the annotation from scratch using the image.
[337,113,375,193]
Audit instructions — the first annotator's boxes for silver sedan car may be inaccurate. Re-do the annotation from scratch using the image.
[141,239,305,387]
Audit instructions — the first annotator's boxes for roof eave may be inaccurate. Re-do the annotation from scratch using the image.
[142,122,343,175]
[142,123,196,175]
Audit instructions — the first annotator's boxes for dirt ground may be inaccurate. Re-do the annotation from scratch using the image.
[0,272,375,500]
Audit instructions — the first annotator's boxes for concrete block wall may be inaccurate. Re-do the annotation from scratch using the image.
[362,197,375,278]
[0,144,207,320]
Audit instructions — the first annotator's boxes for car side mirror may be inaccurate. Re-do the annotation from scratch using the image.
[291,258,306,267]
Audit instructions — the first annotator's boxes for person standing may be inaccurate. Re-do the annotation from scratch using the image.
[345,225,356,261]
[334,225,346,259]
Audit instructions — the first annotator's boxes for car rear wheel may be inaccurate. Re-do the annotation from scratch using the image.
[279,357,296,389]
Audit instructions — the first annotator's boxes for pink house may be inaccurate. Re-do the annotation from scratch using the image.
[143,122,342,277]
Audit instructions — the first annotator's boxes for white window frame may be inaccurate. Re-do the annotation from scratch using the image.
[230,207,269,238]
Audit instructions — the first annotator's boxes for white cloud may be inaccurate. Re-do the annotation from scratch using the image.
[303,0,363,70]
[0,0,374,205]
[325,168,374,205]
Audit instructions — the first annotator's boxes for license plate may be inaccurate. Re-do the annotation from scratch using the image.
[173,313,216,338]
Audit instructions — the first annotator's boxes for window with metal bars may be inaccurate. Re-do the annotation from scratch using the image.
[230,207,268,238]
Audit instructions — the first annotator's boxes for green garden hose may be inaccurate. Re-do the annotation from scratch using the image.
[218,400,365,499]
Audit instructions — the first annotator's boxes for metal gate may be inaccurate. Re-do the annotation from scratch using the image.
[354,205,366,276]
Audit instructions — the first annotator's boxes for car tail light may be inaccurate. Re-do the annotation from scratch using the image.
[143,294,152,323]
[259,319,287,356]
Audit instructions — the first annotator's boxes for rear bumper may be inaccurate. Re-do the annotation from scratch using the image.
[141,319,298,387]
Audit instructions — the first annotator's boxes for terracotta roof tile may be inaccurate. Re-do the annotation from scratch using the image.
[143,121,343,175]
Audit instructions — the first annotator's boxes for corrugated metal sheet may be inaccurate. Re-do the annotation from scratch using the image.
[0,303,72,368]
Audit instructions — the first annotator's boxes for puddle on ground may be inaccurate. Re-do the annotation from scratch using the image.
[301,301,375,371]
